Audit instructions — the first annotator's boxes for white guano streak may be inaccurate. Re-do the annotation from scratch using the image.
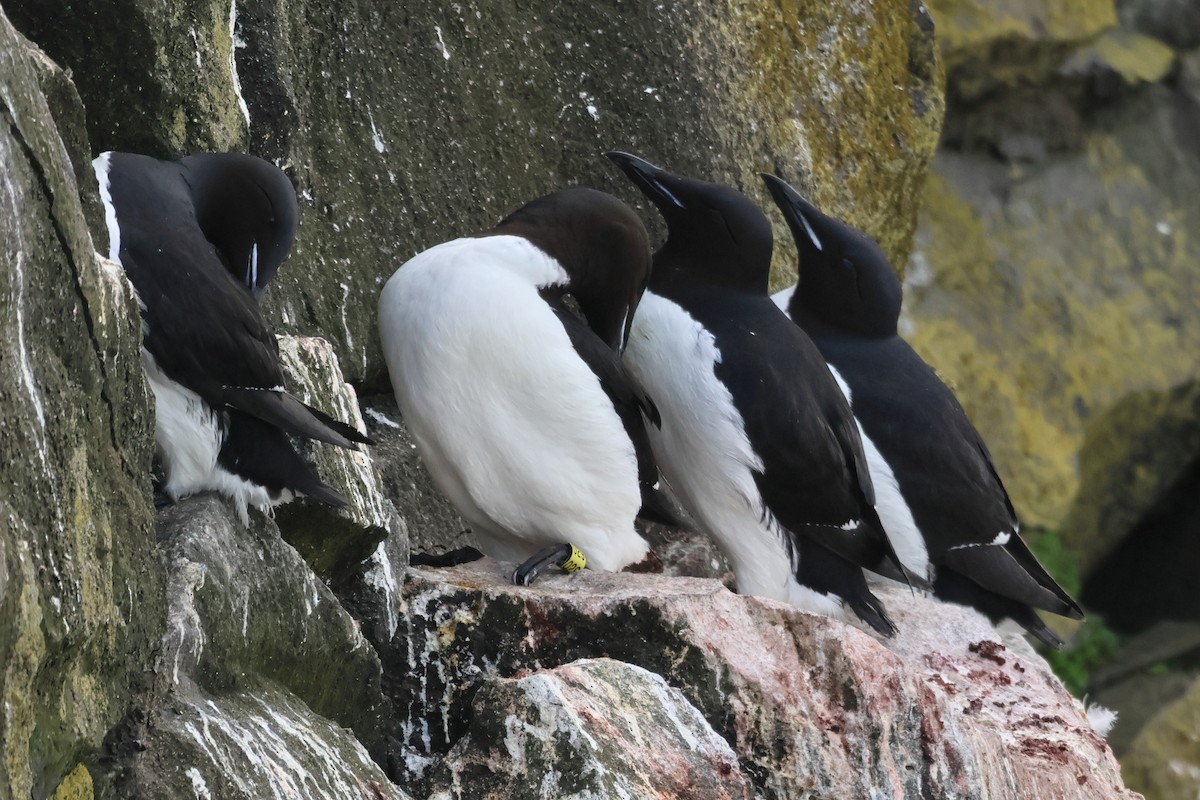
[229,0,251,127]
[0,140,49,474]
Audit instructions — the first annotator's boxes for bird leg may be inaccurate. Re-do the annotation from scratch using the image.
[512,543,587,585]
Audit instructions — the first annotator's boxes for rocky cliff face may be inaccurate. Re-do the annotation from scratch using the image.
[909,1,1200,796]
[0,0,1146,798]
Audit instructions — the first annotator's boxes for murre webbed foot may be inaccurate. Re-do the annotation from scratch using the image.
[512,543,587,586]
[152,490,176,510]
[410,546,485,568]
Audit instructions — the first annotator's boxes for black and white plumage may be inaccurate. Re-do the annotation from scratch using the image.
[761,173,1083,646]
[607,152,909,636]
[93,151,370,522]
[378,187,667,580]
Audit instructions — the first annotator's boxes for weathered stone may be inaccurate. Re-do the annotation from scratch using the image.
[91,496,404,796]
[0,11,165,798]
[903,87,1200,528]
[1060,28,1177,88]
[49,764,94,800]
[273,335,399,582]
[1122,674,1200,800]
[431,658,751,799]
[1092,670,1196,756]
[927,0,1118,100]
[1118,0,1200,50]
[359,395,473,560]
[114,679,412,800]
[393,559,1137,799]
[1061,379,1200,575]
[8,0,942,383]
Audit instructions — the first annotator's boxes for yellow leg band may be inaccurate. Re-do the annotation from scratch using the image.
[559,544,587,573]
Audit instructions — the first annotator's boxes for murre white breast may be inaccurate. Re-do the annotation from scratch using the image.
[378,188,664,583]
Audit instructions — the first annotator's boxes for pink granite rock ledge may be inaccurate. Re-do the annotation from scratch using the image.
[397,558,1138,799]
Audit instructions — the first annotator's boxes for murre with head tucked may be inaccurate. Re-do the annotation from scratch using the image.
[762,173,1083,646]
[378,187,671,584]
[93,151,371,523]
[607,152,914,636]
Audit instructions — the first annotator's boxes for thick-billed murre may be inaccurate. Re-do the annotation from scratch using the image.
[608,152,911,635]
[93,151,371,523]
[761,173,1083,646]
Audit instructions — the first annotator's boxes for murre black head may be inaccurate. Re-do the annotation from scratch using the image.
[182,153,299,301]
[761,174,902,338]
[493,186,651,353]
[606,152,773,294]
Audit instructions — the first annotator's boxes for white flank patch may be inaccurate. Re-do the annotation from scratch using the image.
[92,152,122,262]
[827,365,930,579]
[142,351,276,524]
[378,235,647,571]
[770,284,796,313]
[228,0,251,128]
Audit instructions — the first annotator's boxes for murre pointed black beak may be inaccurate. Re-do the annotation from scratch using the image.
[605,151,687,210]
[760,173,824,253]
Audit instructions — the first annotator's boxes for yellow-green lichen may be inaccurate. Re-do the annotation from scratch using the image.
[927,0,1118,99]
[1064,29,1177,85]
[741,0,945,285]
[906,133,1200,528]
[49,764,93,800]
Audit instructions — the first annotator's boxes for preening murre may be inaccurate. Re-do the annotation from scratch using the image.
[608,151,913,636]
[761,173,1083,647]
[379,186,670,583]
[94,151,371,523]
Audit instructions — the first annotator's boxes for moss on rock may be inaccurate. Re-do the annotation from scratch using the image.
[904,88,1200,527]
[927,0,1117,99]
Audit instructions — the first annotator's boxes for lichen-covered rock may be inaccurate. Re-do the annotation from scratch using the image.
[903,85,1200,527]
[927,0,1118,99]
[93,495,406,797]
[431,658,751,799]
[273,335,399,582]
[394,559,1137,799]
[7,0,942,383]
[1117,0,1200,49]
[1122,674,1200,800]
[1059,28,1177,87]
[0,11,165,798]
[1061,379,1200,575]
